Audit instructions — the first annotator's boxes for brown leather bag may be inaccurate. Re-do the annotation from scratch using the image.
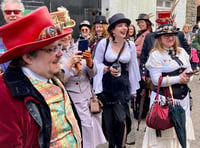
[89,95,103,113]
[89,85,103,113]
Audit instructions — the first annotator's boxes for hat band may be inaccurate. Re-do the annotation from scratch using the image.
[39,25,63,40]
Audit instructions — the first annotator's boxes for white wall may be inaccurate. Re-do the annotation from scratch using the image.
[102,0,157,31]
[173,0,187,30]
[101,0,187,31]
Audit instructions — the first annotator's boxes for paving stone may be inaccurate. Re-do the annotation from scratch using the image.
[97,75,200,148]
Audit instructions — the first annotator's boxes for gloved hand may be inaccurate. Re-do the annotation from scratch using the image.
[82,50,93,68]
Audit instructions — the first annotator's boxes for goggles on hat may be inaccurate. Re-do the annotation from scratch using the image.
[4,10,21,15]
[157,25,177,33]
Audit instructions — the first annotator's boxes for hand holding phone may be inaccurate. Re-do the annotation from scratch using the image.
[185,71,195,76]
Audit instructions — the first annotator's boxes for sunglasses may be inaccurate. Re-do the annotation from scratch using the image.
[81,28,89,32]
[4,10,21,15]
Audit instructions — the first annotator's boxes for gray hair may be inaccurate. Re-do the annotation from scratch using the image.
[1,0,25,12]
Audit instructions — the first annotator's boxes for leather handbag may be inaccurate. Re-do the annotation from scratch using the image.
[90,95,103,113]
[89,85,103,113]
[146,76,173,130]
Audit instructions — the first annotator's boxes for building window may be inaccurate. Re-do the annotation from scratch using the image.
[157,0,163,7]
[165,1,172,8]
[157,0,173,8]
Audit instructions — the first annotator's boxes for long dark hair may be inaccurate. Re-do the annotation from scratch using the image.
[126,24,136,40]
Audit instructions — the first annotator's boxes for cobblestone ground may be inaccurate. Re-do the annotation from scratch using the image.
[97,75,200,148]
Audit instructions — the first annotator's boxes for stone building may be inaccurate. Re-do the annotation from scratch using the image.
[195,0,200,23]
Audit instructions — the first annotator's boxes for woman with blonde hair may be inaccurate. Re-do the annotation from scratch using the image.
[182,24,192,44]
[142,23,195,148]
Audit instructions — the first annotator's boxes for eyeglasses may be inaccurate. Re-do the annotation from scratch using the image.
[4,10,21,15]
[81,28,89,32]
[41,45,63,55]
[163,34,175,39]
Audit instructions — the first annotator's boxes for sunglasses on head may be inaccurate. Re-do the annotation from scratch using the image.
[4,10,21,15]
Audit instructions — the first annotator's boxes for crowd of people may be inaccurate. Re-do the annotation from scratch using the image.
[0,0,198,148]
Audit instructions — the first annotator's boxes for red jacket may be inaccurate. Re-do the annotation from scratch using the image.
[0,77,40,147]
[0,67,52,148]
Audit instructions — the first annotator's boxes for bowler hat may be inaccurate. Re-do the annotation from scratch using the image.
[0,6,73,63]
[108,13,131,32]
[136,13,150,21]
[136,13,153,25]
[93,15,108,25]
[155,23,178,38]
[79,20,91,29]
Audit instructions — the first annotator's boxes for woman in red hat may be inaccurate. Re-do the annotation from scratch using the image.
[0,6,81,148]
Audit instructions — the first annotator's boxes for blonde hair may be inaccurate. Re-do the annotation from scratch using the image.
[151,36,180,54]
[182,24,190,29]
[89,23,108,43]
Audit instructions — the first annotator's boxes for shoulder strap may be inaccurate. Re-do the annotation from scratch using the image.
[155,76,163,100]
[168,48,183,66]
[103,38,126,62]
[115,41,125,62]
[103,38,109,59]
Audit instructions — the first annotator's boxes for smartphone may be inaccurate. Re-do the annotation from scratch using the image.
[186,71,195,75]
[78,39,88,52]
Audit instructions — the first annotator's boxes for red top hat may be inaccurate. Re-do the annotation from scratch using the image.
[0,6,73,63]
[156,11,172,24]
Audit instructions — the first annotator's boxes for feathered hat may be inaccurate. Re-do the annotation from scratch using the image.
[50,6,76,30]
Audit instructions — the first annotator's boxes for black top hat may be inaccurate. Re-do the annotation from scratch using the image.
[155,23,178,38]
[79,20,91,29]
[93,15,108,25]
[136,13,153,25]
[136,13,150,21]
[108,13,131,32]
